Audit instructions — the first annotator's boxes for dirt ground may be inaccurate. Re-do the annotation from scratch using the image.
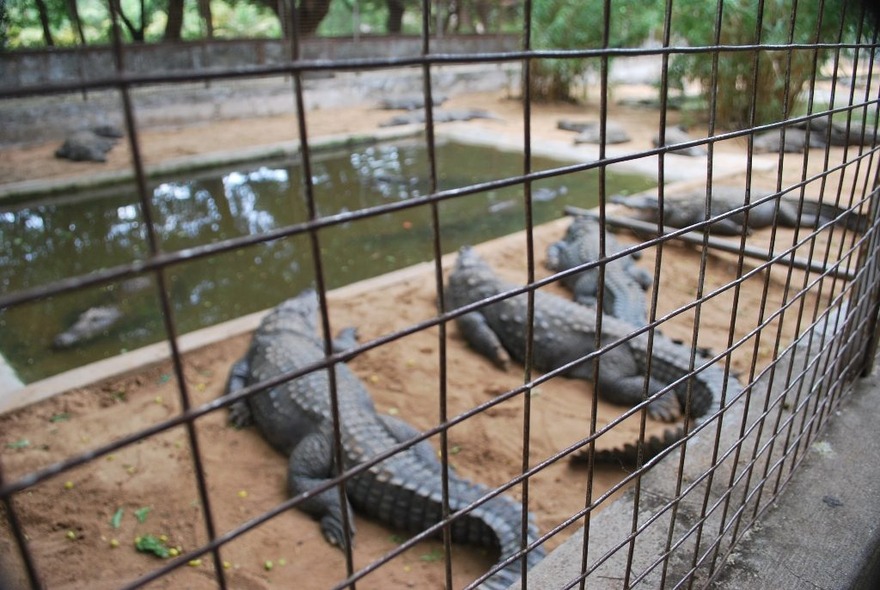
[0,84,860,589]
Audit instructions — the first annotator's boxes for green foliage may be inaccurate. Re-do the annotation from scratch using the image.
[0,0,8,49]
[3,0,516,47]
[530,0,664,101]
[4,0,279,47]
[213,0,280,38]
[317,0,424,36]
[7,0,143,46]
[529,0,859,122]
[318,0,393,36]
[668,0,850,128]
[134,533,170,558]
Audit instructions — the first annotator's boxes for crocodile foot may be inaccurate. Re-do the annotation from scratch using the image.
[322,511,356,550]
[646,391,683,422]
[332,327,359,353]
[228,400,253,429]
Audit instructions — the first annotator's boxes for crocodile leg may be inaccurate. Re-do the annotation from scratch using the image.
[630,266,654,290]
[456,311,511,369]
[570,271,600,306]
[287,431,357,549]
[593,355,683,421]
[226,357,255,428]
[545,241,564,270]
[567,347,683,421]
[706,217,747,235]
[378,414,443,468]
[774,201,828,229]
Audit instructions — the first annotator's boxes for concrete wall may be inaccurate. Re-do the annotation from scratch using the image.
[0,35,521,92]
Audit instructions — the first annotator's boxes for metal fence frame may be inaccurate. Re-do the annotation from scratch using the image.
[2,1,880,588]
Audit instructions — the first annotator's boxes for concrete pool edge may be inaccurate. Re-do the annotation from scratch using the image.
[0,126,423,203]
[0,256,443,414]
[0,123,772,203]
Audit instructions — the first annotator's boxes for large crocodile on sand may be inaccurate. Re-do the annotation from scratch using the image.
[546,215,653,326]
[611,186,868,236]
[447,246,737,423]
[224,290,544,589]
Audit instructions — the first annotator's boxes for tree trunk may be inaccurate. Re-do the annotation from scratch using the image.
[34,0,55,46]
[164,0,185,41]
[473,0,491,33]
[440,0,458,34]
[387,0,405,34]
[65,0,87,45]
[255,0,330,37]
[197,0,214,39]
[295,0,332,36]
[110,0,145,42]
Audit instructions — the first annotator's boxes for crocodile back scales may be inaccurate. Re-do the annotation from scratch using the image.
[236,291,543,589]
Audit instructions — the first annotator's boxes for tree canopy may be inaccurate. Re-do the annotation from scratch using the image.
[4,0,281,46]
[527,0,865,126]
[667,0,853,127]
[529,0,664,101]
[2,0,521,48]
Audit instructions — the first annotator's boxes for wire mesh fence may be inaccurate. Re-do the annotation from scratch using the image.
[1,1,879,589]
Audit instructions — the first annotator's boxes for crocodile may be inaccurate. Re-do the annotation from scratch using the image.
[652,126,708,157]
[793,115,879,147]
[572,425,687,467]
[754,118,879,154]
[225,290,544,589]
[556,119,632,144]
[379,108,500,127]
[55,129,118,162]
[52,306,123,349]
[611,185,869,236]
[447,246,736,423]
[377,94,447,110]
[753,128,826,154]
[545,215,653,326]
[51,276,154,349]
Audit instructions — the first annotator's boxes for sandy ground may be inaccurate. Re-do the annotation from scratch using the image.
[0,84,747,187]
[0,85,863,589]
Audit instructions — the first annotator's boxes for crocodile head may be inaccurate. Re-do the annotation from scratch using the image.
[451,245,491,275]
[262,289,321,337]
[610,193,661,212]
[563,215,599,241]
[277,288,318,315]
[447,246,502,307]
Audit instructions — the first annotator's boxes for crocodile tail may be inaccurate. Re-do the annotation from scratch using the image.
[800,198,870,232]
[648,338,735,421]
[360,463,545,590]
[679,359,740,420]
[570,426,685,467]
[447,478,546,590]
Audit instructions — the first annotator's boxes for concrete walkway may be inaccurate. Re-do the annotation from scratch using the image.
[710,360,880,589]
[0,353,23,394]
[512,332,880,588]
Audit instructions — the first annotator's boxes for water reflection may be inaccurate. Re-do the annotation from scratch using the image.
[0,139,654,383]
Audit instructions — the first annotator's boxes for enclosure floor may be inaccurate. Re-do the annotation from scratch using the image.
[0,81,864,588]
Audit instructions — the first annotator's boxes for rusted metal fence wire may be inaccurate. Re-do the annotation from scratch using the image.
[1,0,880,588]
